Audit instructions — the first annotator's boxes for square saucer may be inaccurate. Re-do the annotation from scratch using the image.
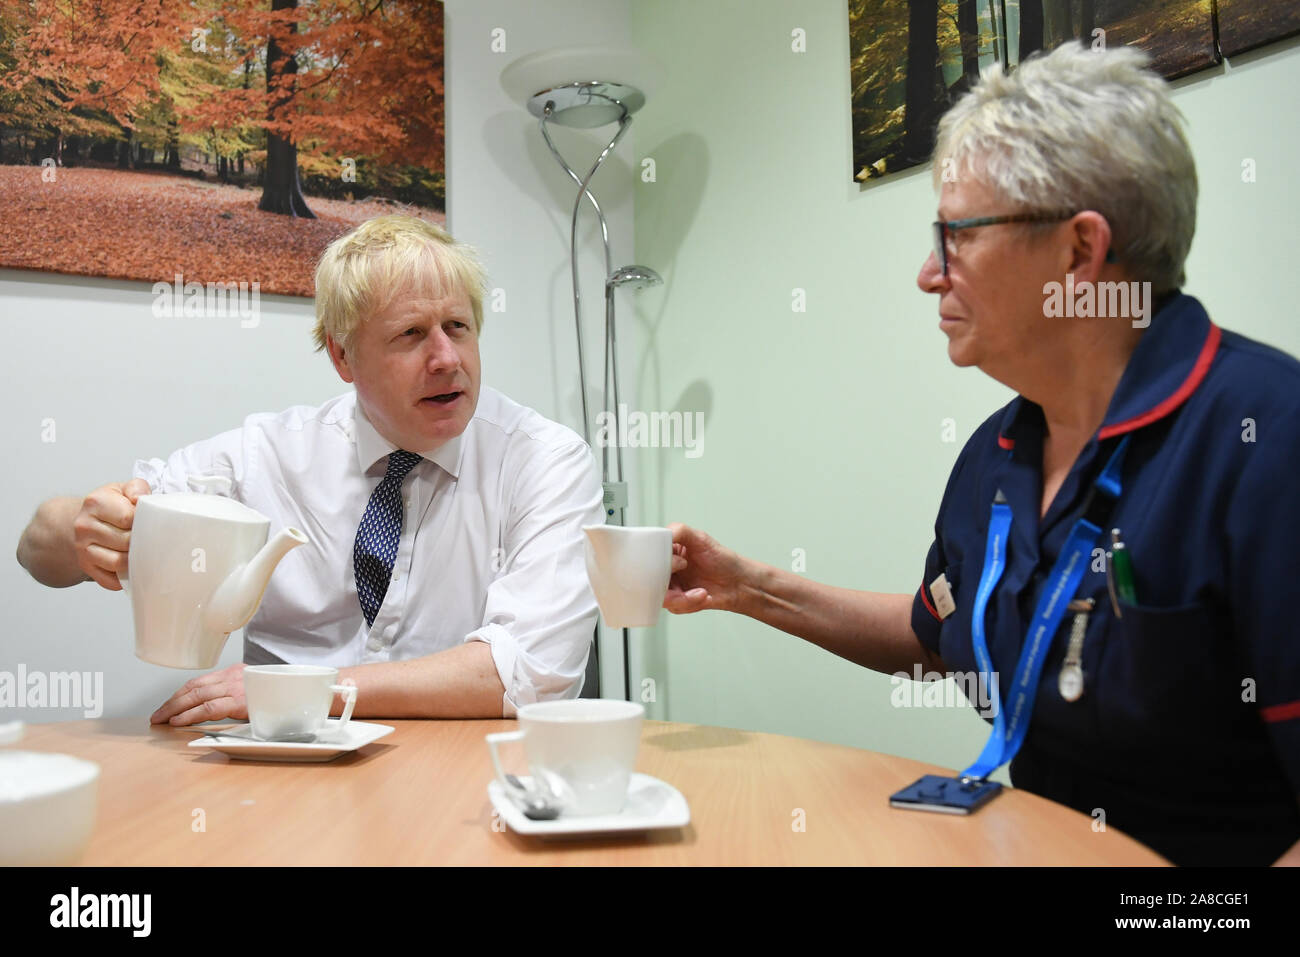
[488,773,690,837]
[186,719,394,762]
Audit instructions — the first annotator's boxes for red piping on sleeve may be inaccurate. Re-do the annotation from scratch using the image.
[919,582,942,622]
[1261,700,1300,724]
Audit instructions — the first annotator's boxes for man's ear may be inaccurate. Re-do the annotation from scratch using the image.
[1067,210,1114,284]
[326,334,355,384]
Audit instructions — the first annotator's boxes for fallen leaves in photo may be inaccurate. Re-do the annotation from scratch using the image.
[0,166,447,297]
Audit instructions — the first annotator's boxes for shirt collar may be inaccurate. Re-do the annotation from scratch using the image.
[352,396,465,479]
[998,292,1221,449]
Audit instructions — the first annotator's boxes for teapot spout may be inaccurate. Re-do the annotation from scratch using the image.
[204,527,308,636]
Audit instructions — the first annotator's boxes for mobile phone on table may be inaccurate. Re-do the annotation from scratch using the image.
[889,774,1003,815]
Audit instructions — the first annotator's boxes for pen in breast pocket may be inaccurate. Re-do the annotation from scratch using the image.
[1109,528,1138,610]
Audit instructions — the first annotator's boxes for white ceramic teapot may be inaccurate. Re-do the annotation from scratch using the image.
[125,493,308,669]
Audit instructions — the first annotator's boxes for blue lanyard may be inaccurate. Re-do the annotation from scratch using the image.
[961,436,1130,782]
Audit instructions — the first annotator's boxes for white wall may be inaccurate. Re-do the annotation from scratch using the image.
[443,0,639,699]
[1,274,335,722]
[1,0,638,723]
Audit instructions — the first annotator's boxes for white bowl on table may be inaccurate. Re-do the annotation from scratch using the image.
[0,723,100,866]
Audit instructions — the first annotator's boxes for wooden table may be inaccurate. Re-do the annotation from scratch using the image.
[18,717,1167,865]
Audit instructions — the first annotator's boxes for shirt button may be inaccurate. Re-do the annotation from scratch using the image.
[391,572,400,582]
[366,636,381,652]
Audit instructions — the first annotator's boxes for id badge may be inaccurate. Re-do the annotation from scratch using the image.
[889,774,1003,815]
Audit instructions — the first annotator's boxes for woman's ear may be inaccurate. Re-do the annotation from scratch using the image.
[1067,210,1114,283]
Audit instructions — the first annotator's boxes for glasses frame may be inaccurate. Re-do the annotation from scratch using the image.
[932,212,1077,275]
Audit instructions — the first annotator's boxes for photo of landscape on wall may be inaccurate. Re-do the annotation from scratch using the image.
[851,0,1222,185]
[1217,0,1300,58]
[850,0,1006,183]
[0,0,445,298]
[1004,0,1216,78]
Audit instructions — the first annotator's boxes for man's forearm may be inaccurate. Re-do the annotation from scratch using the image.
[735,560,943,676]
[16,497,87,588]
[337,640,507,719]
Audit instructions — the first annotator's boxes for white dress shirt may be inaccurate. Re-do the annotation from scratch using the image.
[132,386,604,715]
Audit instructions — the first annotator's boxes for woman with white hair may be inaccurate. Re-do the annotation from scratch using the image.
[665,43,1300,866]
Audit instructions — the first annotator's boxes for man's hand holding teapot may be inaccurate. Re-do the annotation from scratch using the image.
[72,478,150,590]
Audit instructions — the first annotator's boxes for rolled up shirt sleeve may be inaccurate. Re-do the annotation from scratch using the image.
[464,439,604,716]
[131,426,248,499]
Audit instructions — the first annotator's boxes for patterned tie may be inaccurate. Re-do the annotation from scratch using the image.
[354,450,423,629]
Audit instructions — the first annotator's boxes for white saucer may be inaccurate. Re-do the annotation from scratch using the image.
[488,773,690,837]
[186,719,394,762]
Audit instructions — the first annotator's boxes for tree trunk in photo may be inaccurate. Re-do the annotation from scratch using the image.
[258,0,315,218]
[1020,0,1044,61]
[958,0,980,86]
[900,0,941,166]
[1043,0,1072,45]
[166,116,180,170]
[118,129,133,169]
[1079,0,1096,40]
[219,155,229,183]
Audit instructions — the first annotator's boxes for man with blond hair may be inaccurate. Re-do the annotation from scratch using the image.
[17,215,604,722]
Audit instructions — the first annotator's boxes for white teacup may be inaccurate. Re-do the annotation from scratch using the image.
[243,665,357,741]
[486,699,644,817]
[582,525,672,628]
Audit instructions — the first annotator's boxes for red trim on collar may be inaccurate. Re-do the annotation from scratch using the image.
[1098,323,1222,440]
[918,582,942,622]
[1261,700,1300,724]
[997,434,1015,450]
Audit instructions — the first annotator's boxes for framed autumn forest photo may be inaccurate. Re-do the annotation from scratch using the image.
[0,0,445,297]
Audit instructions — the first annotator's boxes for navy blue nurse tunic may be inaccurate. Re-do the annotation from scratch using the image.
[910,293,1300,866]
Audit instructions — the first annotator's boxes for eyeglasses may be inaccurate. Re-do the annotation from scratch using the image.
[932,212,1077,275]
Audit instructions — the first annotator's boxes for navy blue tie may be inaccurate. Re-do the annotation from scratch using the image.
[354,450,423,629]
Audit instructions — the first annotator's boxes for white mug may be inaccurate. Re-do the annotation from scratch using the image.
[582,525,672,628]
[243,665,357,741]
[486,699,644,817]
